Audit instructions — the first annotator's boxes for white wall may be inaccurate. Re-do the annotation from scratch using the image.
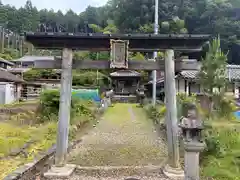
[175,78,201,95]
[0,84,5,104]
[0,82,16,104]
[5,83,15,104]
[176,78,240,98]
[176,79,186,93]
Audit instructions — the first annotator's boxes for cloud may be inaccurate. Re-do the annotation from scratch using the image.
[2,0,108,13]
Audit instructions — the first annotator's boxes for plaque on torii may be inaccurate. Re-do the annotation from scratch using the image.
[110,39,129,69]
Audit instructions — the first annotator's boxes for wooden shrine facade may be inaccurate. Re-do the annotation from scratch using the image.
[110,70,141,95]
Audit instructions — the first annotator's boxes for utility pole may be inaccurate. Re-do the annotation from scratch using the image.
[152,0,158,105]
[0,26,4,53]
[19,36,23,57]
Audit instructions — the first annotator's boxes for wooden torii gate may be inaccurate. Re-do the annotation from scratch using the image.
[24,32,210,177]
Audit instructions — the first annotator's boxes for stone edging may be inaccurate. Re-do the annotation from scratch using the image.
[3,138,82,180]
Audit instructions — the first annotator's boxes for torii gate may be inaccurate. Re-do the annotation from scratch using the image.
[24,32,210,177]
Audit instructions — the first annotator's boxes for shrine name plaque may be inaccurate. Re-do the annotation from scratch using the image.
[110,39,129,69]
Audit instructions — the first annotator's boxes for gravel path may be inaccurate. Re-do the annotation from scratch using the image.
[68,103,167,166]
[65,103,168,179]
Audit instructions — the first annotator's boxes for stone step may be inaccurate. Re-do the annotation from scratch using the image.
[74,165,167,177]
[112,95,137,103]
[67,174,171,180]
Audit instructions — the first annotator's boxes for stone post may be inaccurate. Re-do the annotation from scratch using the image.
[106,89,114,107]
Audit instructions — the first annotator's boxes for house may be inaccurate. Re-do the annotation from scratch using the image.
[11,55,56,68]
[10,56,61,99]
[0,58,15,70]
[146,64,240,99]
[0,58,24,104]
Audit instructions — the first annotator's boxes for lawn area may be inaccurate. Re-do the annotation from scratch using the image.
[201,120,240,180]
[0,97,98,179]
[0,121,57,179]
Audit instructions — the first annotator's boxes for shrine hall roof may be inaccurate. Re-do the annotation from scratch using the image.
[110,70,141,77]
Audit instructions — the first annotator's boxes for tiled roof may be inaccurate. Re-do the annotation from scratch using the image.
[227,64,240,80]
[12,56,55,62]
[0,70,24,83]
[179,70,199,79]
[110,70,141,77]
[178,64,240,80]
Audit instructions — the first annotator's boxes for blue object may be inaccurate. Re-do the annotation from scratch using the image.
[234,111,240,120]
[71,89,101,102]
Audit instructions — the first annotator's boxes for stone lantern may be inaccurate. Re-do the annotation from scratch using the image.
[179,103,205,180]
[136,85,145,106]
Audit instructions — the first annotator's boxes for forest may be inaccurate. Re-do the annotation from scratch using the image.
[1,0,240,63]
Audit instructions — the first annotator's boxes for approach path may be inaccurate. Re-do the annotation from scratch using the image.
[64,103,169,179]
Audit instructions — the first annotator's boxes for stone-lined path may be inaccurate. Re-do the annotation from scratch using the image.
[67,103,168,179]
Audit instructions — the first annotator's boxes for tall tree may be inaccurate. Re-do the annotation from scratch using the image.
[199,36,228,94]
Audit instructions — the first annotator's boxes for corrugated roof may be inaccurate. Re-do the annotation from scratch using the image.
[110,70,141,77]
[12,56,55,62]
[0,70,24,83]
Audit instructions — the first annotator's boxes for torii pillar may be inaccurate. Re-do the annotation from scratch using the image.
[163,49,184,178]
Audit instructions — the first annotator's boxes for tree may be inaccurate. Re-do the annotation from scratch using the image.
[198,36,228,94]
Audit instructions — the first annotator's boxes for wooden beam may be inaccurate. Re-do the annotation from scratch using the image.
[34,59,200,71]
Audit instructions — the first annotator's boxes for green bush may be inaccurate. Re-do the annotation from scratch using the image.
[212,94,237,120]
[0,53,12,60]
[144,103,166,124]
[201,126,240,179]
[38,89,96,124]
[23,69,59,81]
[176,93,199,118]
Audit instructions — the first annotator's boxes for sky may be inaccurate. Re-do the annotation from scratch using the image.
[2,0,108,13]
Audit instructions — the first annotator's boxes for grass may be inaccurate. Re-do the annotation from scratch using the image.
[0,99,39,108]
[0,99,97,179]
[0,122,57,179]
[201,119,240,180]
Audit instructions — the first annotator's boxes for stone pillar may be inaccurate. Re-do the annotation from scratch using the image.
[163,49,184,178]
[186,80,189,95]
[184,142,205,180]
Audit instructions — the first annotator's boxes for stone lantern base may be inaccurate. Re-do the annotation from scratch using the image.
[184,141,205,180]
[163,164,184,179]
